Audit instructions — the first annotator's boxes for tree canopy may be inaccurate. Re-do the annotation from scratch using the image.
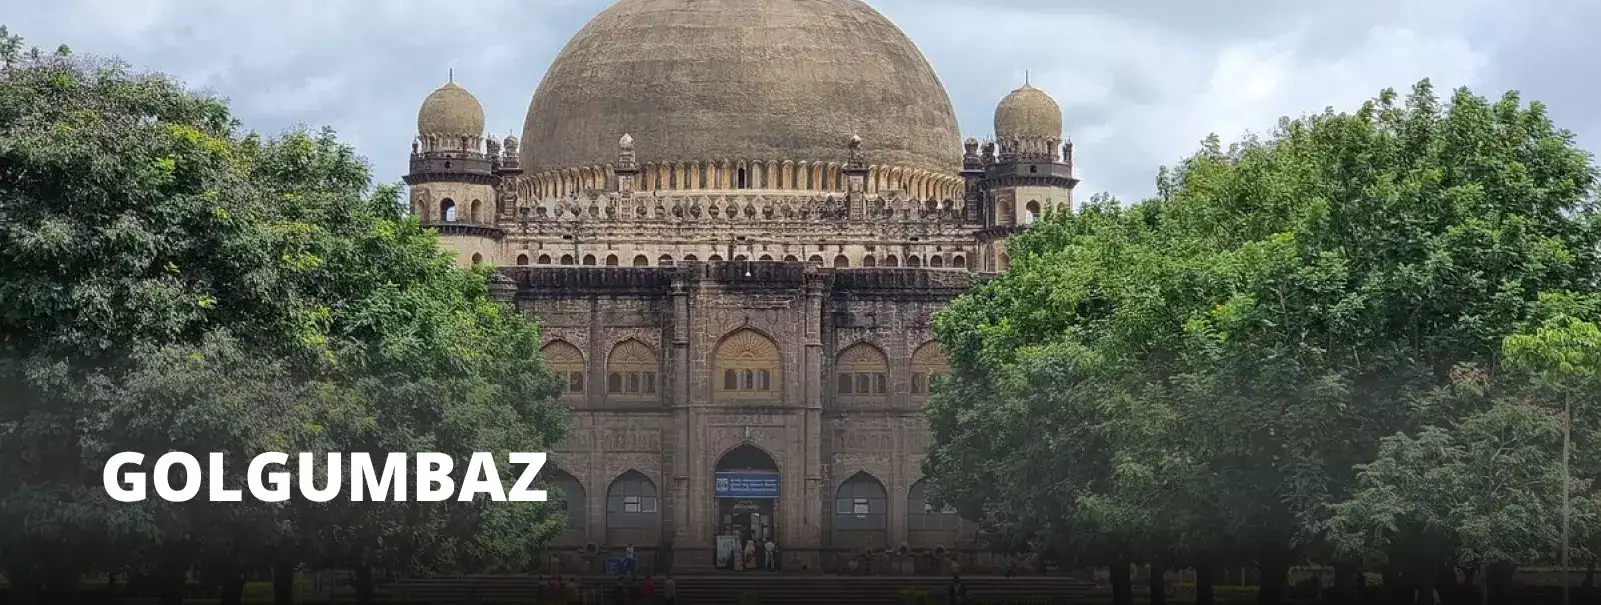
[0,27,567,605]
[924,80,1601,605]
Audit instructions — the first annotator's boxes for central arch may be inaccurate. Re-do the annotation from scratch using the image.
[713,444,780,570]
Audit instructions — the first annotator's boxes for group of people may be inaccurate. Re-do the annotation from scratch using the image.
[727,536,780,571]
[514,573,677,605]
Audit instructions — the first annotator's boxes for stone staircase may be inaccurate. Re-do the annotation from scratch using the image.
[360,574,1101,604]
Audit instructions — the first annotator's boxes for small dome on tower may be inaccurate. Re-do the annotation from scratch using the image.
[417,78,485,136]
[993,83,1062,141]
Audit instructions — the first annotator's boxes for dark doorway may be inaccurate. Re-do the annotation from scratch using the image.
[714,444,779,570]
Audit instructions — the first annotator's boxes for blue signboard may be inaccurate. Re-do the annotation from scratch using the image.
[715,471,780,499]
[604,557,635,576]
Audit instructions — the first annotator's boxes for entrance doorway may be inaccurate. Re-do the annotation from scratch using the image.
[714,444,779,570]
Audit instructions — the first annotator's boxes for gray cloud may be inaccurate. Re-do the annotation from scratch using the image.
[5,0,1595,202]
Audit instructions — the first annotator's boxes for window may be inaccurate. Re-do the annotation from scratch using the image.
[441,199,457,222]
[541,341,586,401]
[834,255,849,268]
[583,254,597,266]
[835,343,889,401]
[911,342,949,400]
[604,254,618,266]
[909,480,961,531]
[833,473,888,531]
[560,254,575,265]
[607,340,659,401]
[546,470,586,528]
[606,471,659,529]
[517,254,530,266]
[715,329,781,402]
[659,255,674,267]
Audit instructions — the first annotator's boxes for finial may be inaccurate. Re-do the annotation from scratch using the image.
[448,68,454,83]
[1025,70,1030,85]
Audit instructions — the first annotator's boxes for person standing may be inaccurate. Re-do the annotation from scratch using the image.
[764,537,776,570]
[641,575,656,604]
[663,574,678,605]
[743,538,756,571]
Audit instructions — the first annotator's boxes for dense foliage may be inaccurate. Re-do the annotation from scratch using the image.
[0,28,567,605]
[924,81,1601,605]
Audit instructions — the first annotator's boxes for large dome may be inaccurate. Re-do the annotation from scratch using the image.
[521,0,963,178]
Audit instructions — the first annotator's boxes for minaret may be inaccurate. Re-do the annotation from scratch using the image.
[976,77,1078,272]
[403,74,504,268]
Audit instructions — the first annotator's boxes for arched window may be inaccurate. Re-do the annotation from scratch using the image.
[538,254,552,265]
[471,253,483,265]
[998,200,1014,225]
[784,255,799,262]
[605,254,620,266]
[708,254,723,262]
[910,341,949,399]
[862,255,877,267]
[835,343,889,402]
[908,479,960,531]
[883,255,899,267]
[606,340,659,401]
[470,199,482,223]
[441,199,457,222]
[1025,201,1041,224]
[583,254,597,266]
[953,255,966,269]
[930,255,944,268]
[560,254,575,266]
[759,254,773,261]
[545,468,587,530]
[734,254,748,262]
[906,255,922,268]
[833,255,849,268]
[714,329,781,403]
[633,255,649,267]
[833,472,888,531]
[516,254,530,266]
[659,254,674,267]
[737,167,748,189]
[808,255,824,266]
[606,471,659,529]
[684,254,698,262]
[540,341,586,400]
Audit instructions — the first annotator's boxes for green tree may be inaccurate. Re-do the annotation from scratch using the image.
[0,32,567,605]
[925,79,1600,605]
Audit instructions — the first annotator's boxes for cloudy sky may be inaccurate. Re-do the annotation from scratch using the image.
[7,0,1598,201]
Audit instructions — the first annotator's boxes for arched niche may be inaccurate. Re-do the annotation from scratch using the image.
[834,342,888,402]
[910,341,949,400]
[714,329,781,404]
[907,479,961,546]
[606,339,659,402]
[604,470,660,546]
[540,341,586,401]
[831,471,888,549]
[544,467,588,545]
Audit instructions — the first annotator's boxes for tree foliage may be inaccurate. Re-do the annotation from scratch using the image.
[0,27,566,604]
[925,80,1601,604]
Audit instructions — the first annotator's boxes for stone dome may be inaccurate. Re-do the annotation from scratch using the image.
[994,84,1062,141]
[521,0,963,177]
[417,80,485,136]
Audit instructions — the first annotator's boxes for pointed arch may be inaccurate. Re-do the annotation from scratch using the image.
[633,254,650,267]
[543,467,588,535]
[583,254,598,266]
[440,198,457,222]
[606,339,660,401]
[516,254,530,266]
[833,471,888,532]
[883,255,899,267]
[908,478,961,534]
[835,342,888,400]
[537,254,553,265]
[541,341,586,399]
[714,328,781,403]
[605,254,620,266]
[605,470,660,532]
[910,341,949,399]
